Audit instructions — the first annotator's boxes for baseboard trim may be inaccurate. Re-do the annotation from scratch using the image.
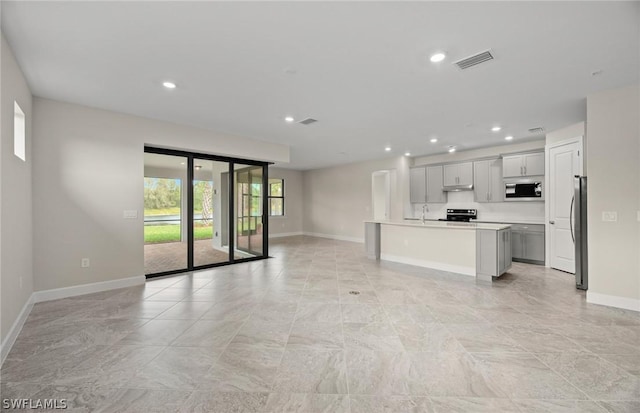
[0,293,35,365]
[1,275,146,366]
[587,291,640,312]
[269,231,304,239]
[32,275,145,303]
[303,232,364,244]
[380,254,476,277]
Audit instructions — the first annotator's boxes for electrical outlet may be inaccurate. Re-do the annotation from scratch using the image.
[81,258,90,268]
[602,211,618,222]
[123,210,138,219]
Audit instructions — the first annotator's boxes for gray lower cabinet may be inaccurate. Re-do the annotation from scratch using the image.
[476,228,512,280]
[365,222,380,259]
[510,224,545,264]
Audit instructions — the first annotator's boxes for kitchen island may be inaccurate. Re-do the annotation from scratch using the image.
[364,220,512,281]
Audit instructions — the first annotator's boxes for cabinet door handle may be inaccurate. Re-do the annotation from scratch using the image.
[524,166,527,175]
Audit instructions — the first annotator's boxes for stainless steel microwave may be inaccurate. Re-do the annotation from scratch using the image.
[504,179,544,201]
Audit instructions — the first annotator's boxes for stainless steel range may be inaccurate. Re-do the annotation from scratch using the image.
[439,209,477,222]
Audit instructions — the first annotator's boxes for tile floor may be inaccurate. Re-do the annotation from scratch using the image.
[1,235,639,412]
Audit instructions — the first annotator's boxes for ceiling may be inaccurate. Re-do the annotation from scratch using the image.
[2,1,639,170]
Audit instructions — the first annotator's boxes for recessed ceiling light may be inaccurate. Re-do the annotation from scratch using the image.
[448,147,456,153]
[385,146,392,152]
[404,152,411,157]
[284,116,294,123]
[195,165,202,170]
[162,81,176,89]
[430,138,438,143]
[430,52,446,63]
[505,135,514,141]
[491,126,501,132]
[180,162,185,165]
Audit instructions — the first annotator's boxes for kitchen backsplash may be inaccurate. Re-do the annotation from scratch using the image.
[409,190,545,223]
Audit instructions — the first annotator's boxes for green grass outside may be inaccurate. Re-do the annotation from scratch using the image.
[144,224,213,244]
[145,207,203,216]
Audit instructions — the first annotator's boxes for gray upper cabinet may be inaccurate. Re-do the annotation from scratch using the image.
[409,167,427,203]
[443,162,473,187]
[503,152,545,177]
[426,165,446,203]
[410,165,446,203]
[474,158,503,203]
[524,152,545,176]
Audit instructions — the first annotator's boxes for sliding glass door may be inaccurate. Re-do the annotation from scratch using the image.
[144,147,268,277]
[235,164,264,258]
[143,152,189,275]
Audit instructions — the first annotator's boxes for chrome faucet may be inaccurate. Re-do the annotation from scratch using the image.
[421,204,429,224]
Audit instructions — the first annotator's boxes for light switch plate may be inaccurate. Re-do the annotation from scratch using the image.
[123,210,138,219]
[602,211,618,222]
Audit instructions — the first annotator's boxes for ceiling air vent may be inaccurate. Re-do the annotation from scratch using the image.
[454,50,494,70]
[528,127,545,134]
[298,118,318,125]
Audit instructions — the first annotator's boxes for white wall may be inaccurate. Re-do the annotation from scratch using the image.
[586,83,640,310]
[268,167,303,237]
[411,140,546,222]
[302,156,411,242]
[0,36,34,348]
[546,122,586,146]
[32,98,289,292]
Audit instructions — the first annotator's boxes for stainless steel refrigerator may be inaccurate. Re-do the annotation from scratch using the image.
[573,175,588,290]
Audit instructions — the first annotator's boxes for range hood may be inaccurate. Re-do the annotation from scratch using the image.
[443,184,473,192]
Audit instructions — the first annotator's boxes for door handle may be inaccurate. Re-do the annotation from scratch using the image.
[569,195,575,243]
[549,220,555,224]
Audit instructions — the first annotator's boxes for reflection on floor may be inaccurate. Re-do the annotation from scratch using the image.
[2,236,639,412]
[144,239,253,275]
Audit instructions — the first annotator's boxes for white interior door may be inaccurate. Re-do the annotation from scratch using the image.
[372,171,390,220]
[549,141,581,273]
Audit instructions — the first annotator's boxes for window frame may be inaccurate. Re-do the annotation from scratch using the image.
[14,101,26,161]
[268,178,285,217]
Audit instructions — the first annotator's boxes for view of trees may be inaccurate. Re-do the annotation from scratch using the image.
[144,177,214,243]
[143,178,213,215]
[144,178,181,210]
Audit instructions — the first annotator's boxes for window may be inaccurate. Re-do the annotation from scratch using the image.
[268,178,284,216]
[14,101,26,161]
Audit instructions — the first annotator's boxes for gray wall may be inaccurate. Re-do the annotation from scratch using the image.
[32,98,288,292]
[268,167,303,236]
[586,83,639,304]
[1,36,34,345]
[302,156,410,242]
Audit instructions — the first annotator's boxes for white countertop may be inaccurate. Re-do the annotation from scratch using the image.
[476,218,545,225]
[404,217,545,226]
[366,220,511,231]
